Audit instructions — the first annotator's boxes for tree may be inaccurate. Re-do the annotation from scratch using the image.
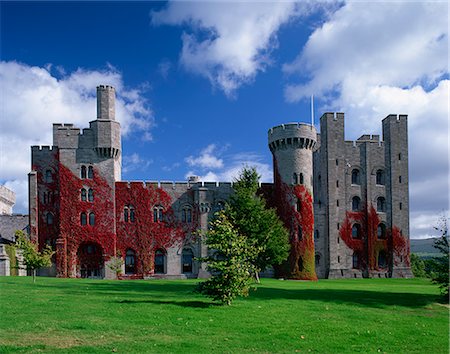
[430,218,449,299]
[227,167,289,282]
[15,230,54,283]
[196,210,260,305]
[107,252,124,278]
[410,253,426,278]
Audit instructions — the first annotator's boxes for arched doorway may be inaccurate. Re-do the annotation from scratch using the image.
[125,249,136,274]
[154,249,166,274]
[77,242,104,278]
[182,248,194,274]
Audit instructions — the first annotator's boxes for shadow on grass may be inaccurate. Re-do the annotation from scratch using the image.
[117,299,217,308]
[249,287,440,308]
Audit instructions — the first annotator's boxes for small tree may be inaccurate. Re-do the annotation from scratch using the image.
[430,218,449,299]
[196,210,260,305]
[107,252,124,279]
[228,167,289,282]
[15,230,54,283]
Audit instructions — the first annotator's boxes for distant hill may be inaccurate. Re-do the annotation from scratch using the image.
[410,237,448,258]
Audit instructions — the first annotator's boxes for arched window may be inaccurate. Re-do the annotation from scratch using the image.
[377,223,386,239]
[352,223,361,239]
[352,196,361,211]
[80,212,87,225]
[81,188,87,201]
[46,213,53,225]
[351,169,360,185]
[314,230,319,240]
[81,166,87,179]
[182,248,194,273]
[376,169,385,185]
[154,249,166,274]
[124,207,129,222]
[129,206,135,222]
[352,252,360,269]
[182,207,192,223]
[298,226,303,240]
[299,173,304,185]
[125,249,136,274]
[153,206,163,222]
[378,250,387,268]
[88,166,94,179]
[315,254,320,266]
[45,170,52,183]
[377,197,386,212]
[293,173,298,185]
[89,212,95,226]
[88,189,94,202]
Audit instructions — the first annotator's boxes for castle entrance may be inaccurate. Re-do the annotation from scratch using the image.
[77,242,104,278]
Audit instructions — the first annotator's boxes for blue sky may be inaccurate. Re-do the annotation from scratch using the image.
[0,1,448,239]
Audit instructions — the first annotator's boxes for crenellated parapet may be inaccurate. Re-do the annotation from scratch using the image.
[268,123,317,153]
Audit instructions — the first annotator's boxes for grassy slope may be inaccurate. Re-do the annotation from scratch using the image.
[0,277,448,353]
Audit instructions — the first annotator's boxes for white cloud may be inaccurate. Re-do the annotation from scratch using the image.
[152,2,307,97]
[122,153,153,175]
[283,1,449,239]
[185,144,224,169]
[0,61,153,213]
[185,150,272,183]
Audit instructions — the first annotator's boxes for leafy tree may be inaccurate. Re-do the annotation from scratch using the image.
[196,210,260,305]
[430,218,449,299]
[15,230,54,283]
[410,253,426,278]
[227,167,289,282]
[107,252,124,278]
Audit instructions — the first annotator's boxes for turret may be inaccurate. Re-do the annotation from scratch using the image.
[97,85,116,121]
[268,123,317,280]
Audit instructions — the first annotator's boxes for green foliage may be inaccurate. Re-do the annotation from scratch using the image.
[411,253,427,278]
[4,244,17,276]
[228,167,290,272]
[430,219,449,299]
[15,230,54,282]
[196,210,260,305]
[107,253,124,278]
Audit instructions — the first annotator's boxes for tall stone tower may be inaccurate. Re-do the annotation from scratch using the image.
[268,123,317,279]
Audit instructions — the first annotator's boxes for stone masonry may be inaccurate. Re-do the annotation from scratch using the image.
[29,86,412,279]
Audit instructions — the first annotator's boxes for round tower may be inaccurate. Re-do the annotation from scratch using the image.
[268,123,317,280]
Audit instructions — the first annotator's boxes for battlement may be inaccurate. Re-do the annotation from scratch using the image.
[31,145,55,152]
[357,134,380,142]
[116,180,235,190]
[268,122,317,152]
[383,114,408,123]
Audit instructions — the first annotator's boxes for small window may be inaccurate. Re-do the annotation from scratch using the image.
[182,207,192,223]
[89,213,95,226]
[352,196,361,211]
[318,200,322,208]
[336,159,339,166]
[88,189,94,202]
[352,224,361,239]
[376,169,385,185]
[296,199,302,212]
[298,226,303,240]
[377,197,386,212]
[88,166,94,179]
[399,176,402,183]
[315,254,320,266]
[154,207,163,222]
[81,166,87,179]
[336,180,339,188]
[130,207,135,222]
[337,199,339,207]
[81,188,87,201]
[124,207,129,222]
[378,250,387,268]
[314,230,319,240]
[398,153,401,160]
[399,202,402,210]
[337,237,340,244]
[154,249,166,274]
[45,170,52,183]
[80,213,87,225]
[352,252,360,269]
[377,223,386,239]
[337,256,340,263]
[299,173,304,185]
[293,173,298,185]
[337,223,340,230]
[351,169,360,185]
[46,213,53,225]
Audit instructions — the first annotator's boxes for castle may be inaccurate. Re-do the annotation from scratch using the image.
[29,85,412,279]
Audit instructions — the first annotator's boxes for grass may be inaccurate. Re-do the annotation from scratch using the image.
[0,277,448,353]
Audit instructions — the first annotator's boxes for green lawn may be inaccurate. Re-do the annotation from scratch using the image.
[0,277,448,353]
